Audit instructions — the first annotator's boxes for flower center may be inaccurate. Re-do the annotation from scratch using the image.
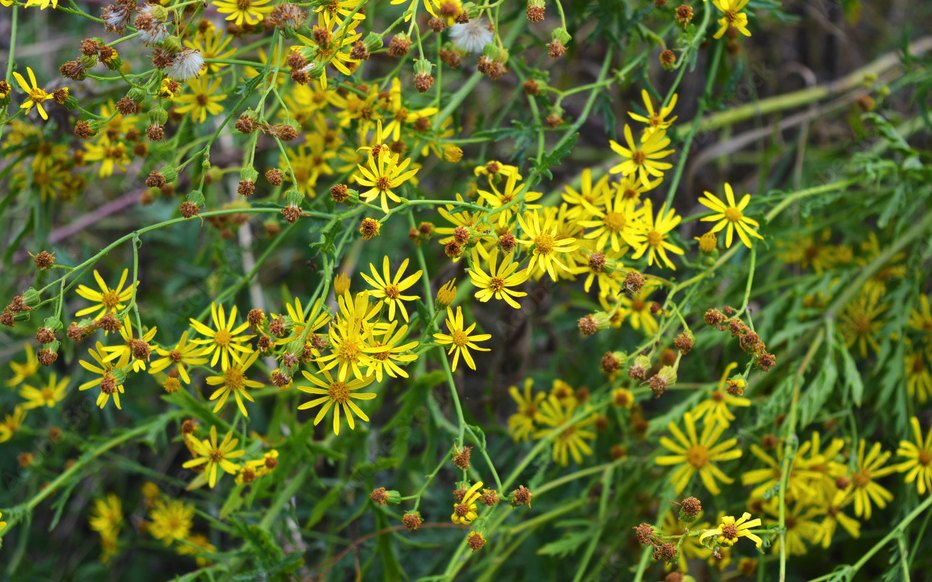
[394,108,408,121]
[522,404,537,418]
[724,207,743,222]
[724,9,738,23]
[851,471,871,488]
[920,451,932,466]
[338,339,361,362]
[223,367,245,391]
[559,426,576,441]
[851,315,871,334]
[454,504,470,517]
[534,233,555,255]
[451,329,469,347]
[236,0,251,11]
[647,230,663,247]
[489,278,506,292]
[214,329,233,346]
[196,94,208,106]
[632,150,646,165]
[41,387,55,401]
[603,211,626,232]
[170,350,183,363]
[328,381,350,404]
[721,524,738,541]
[101,290,121,309]
[29,88,48,103]
[384,284,400,299]
[686,444,709,468]
[712,391,725,402]
[632,298,646,312]
[209,448,223,462]
[376,176,392,191]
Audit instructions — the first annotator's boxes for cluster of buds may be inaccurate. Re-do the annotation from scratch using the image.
[634,521,679,564]
[704,308,776,371]
[452,444,472,470]
[408,221,435,246]
[547,27,571,58]
[1,289,40,329]
[477,44,508,80]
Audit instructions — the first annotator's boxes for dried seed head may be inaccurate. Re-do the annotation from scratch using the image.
[679,496,702,517]
[30,250,56,270]
[624,271,645,294]
[489,61,507,80]
[38,349,58,366]
[350,40,370,60]
[0,310,13,328]
[97,313,123,332]
[387,35,411,57]
[360,217,381,240]
[330,183,349,203]
[36,327,55,345]
[523,79,540,95]
[146,123,165,141]
[655,542,678,563]
[650,302,663,315]
[546,113,562,128]
[257,335,272,353]
[660,49,676,68]
[453,445,473,470]
[704,308,726,327]
[370,487,389,505]
[439,47,461,68]
[654,0,667,5]
[282,205,303,224]
[634,523,655,545]
[75,120,94,139]
[271,370,290,388]
[578,315,598,336]
[238,179,255,197]
[497,232,518,253]
[428,17,445,32]
[247,308,265,327]
[756,351,776,372]
[511,485,533,507]
[673,333,693,355]
[467,532,486,551]
[453,226,470,245]
[265,169,284,186]
[414,73,434,93]
[480,489,499,506]
[444,241,464,259]
[547,40,566,58]
[132,340,151,361]
[146,170,166,188]
[402,512,423,531]
[610,444,627,459]
[526,4,545,21]
[601,352,622,375]
[675,5,694,28]
[235,114,257,134]
[179,201,201,219]
[181,419,198,436]
[648,375,668,398]
[740,331,764,353]
[116,96,138,115]
[453,485,468,503]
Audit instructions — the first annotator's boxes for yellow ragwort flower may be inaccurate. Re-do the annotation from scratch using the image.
[75,269,135,320]
[298,365,376,435]
[698,183,764,249]
[894,417,932,496]
[434,306,491,372]
[12,67,53,120]
[148,499,194,546]
[183,426,245,488]
[206,351,264,417]
[609,124,674,187]
[361,256,422,322]
[700,513,763,547]
[19,372,69,409]
[189,303,255,370]
[656,411,742,495]
[451,481,483,525]
[470,249,529,309]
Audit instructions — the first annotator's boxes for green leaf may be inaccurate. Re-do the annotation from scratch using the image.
[837,339,864,407]
[537,529,593,557]
[534,133,578,180]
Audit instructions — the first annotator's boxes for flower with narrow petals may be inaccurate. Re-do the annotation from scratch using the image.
[629,90,678,140]
[470,249,529,309]
[434,306,491,371]
[656,411,743,495]
[700,513,763,547]
[75,269,136,320]
[712,0,751,39]
[206,351,264,417]
[630,200,684,270]
[212,0,274,25]
[609,125,674,187]
[698,183,764,248]
[894,417,932,496]
[12,67,53,120]
[149,331,208,384]
[363,320,419,383]
[79,342,130,410]
[189,303,255,370]
[355,149,419,214]
[298,365,376,435]
[507,378,545,442]
[451,481,484,525]
[148,499,194,546]
[183,426,245,488]
[850,439,895,519]
[19,373,69,409]
[516,210,579,281]
[361,256,422,322]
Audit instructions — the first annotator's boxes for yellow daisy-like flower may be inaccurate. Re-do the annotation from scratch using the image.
[12,67,53,120]
[700,513,763,547]
[75,269,135,320]
[534,395,596,466]
[476,171,543,229]
[361,256,422,322]
[19,372,69,409]
[189,303,255,370]
[712,0,751,39]
[298,366,376,435]
[212,0,273,25]
[149,331,208,385]
[629,90,678,140]
[656,411,743,495]
[894,417,932,496]
[89,493,123,541]
[609,124,674,187]
[182,426,245,488]
[292,25,362,89]
[79,342,130,410]
[578,187,645,253]
[819,490,860,548]
[355,149,420,214]
[148,499,194,546]
[102,317,158,373]
[83,137,131,178]
[850,439,895,519]
[630,200,684,270]
[690,362,751,427]
[906,344,932,404]
[451,481,483,525]
[507,378,545,442]
[908,295,932,333]
[433,306,492,372]
[0,406,27,443]
[274,297,331,348]
[517,210,579,281]
[206,351,264,417]
[362,320,419,383]
[173,76,226,124]
[838,292,888,358]
[314,0,366,28]
[176,533,217,567]
[470,249,529,309]
[562,168,610,219]
[318,315,374,382]
[7,344,39,387]
[698,183,764,248]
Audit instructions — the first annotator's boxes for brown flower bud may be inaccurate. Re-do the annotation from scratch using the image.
[467,532,486,551]
[634,523,655,545]
[29,250,56,270]
[387,35,410,57]
[402,512,423,531]
[660,49,676,68]
[511,485,533,507]
[414,73,434,93]
[38,348,58,366]
[527,4,545,21]
[673,333,693,355]
[547,40,566,58]
[624,271,645,294]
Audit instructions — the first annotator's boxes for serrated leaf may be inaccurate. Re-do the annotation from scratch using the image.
[837,339,864,407]
[535,133,578,180]
[537,529,593,557]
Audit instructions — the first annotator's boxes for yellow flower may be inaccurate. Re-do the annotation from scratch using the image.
[174,76,226,123]
[0,406,27,443]
[292,25,362,89]
[630,200,684,270]
[656,411,743,495]
[7,344,39,387]
[102,317,158,373]
[79,341,130,410]
[206,351,264,417]
[83,137,131,177]
[476,171,542,229]
[176,533,216,567]
[274,296,331,348]
[577,187,645,253]
[0,511,6,533]
[148,499,194,546]
[698,183,764,248]
[183,426,245,488]
[470,249,529,309]
[355,149,420,214]
[317,311,374,382]
[838,292,888,358]
[763,500,823,555]
[609,125,674,187]
[534,395,596,466]
[363,320,419,383]
[690,362,751,427]
[507,379,545,442]
[434,306,492,372]
[451,481,483,525]
[212,0,273,25]
[12,67,53,120]
[850,439,895,519]
[23,0,58,8]
[894,417,932,496]
[391,0,442,21]
[740,441,822,502]
[819,490,860,548]
[19,372,69,409]
[712,0,751,39]
[282,134,336,197]
[361,256,422,322]
[314,0,366,28]
[75,269,135,320]
[700,513,763,547]
[89,493,123,542]
[149,331,209,384]
[517,210,579,281]
[613,282,661,334]
[628,90,678,139]
[562,168,611,219]
[189,303,255,370]
[905,343,932,403]
[298,365,376,435]
[908,295,932,333]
